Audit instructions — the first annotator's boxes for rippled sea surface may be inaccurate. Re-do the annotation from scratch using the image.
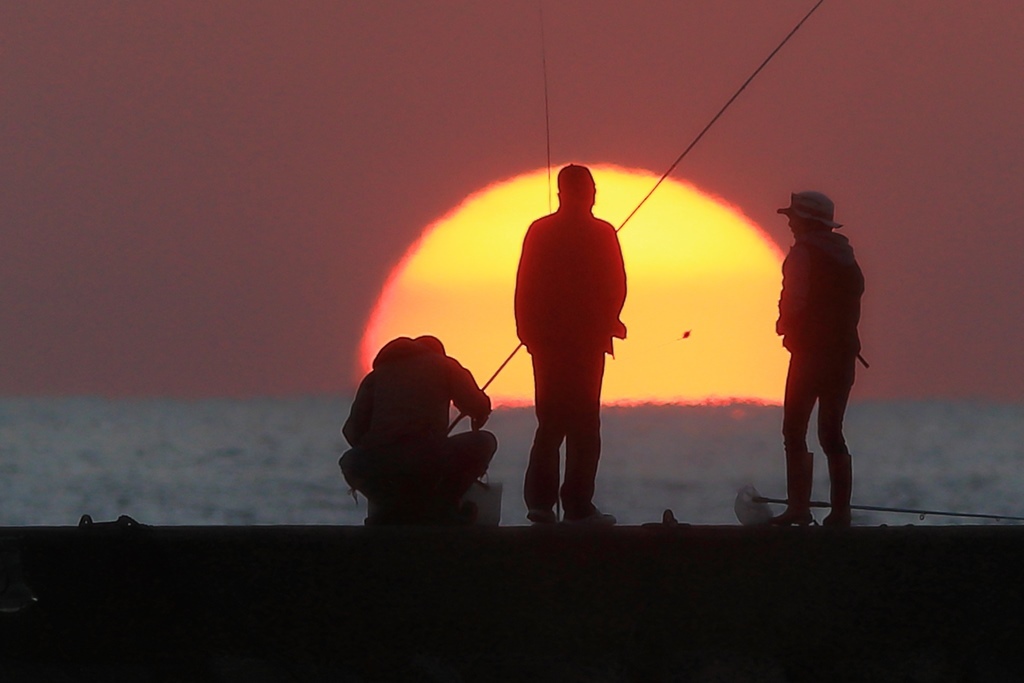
[1,397,1022,527]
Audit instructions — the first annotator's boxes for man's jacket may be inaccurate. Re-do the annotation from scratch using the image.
[514,209,627,354]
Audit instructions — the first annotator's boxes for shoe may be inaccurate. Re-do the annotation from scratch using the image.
[822,510,851,527]
[527,508,557,525]
[769,509,814,526]
[564,510,616,526]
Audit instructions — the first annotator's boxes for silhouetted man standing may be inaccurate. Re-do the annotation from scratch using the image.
[340,335,496,525]
[514,164,627,525]
[772,191,864,527]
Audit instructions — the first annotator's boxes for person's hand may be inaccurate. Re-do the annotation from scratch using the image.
[471,413,489,431]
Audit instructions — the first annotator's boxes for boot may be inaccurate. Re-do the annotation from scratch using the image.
[823,453,852,528]
[771,451,814,526]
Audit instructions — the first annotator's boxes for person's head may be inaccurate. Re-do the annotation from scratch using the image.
[413,335,445,356]
[557,164,596,212]
[372,335,445,368]
[777,191,842,234]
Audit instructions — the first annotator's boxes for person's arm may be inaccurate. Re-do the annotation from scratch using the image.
[597,221,628,340]
[777,245,810,337]
[608,226,627,339]
[514,224,540,350]
[447,359,491,430]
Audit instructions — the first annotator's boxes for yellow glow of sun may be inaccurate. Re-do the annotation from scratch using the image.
[360,164,789,406]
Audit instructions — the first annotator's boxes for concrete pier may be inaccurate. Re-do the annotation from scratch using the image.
[1,522,1022,681]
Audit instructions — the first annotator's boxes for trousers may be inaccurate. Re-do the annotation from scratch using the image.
[340,430,497,523]
[782,349,856,457]
[524,346,605,519]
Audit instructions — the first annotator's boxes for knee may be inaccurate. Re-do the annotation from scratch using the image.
[477,429,497,452]
[533,422,563,448]
[339,448,361,475]
[782,411,807,435]
[449,431,497,467]
[817,427,848,456]
[339,448,370,490]
[781,423,807,449]
[822,442,850,459]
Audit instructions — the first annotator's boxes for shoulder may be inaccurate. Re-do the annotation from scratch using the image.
[583,216,617,237]
[527,213,558,231]
[353,370,377,398]
[522,215,556,244]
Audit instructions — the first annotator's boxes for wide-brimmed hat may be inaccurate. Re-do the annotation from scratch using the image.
[777,191,842,229]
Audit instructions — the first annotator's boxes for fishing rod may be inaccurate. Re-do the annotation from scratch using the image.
[450,1,826,431]
[735,485,1024,524]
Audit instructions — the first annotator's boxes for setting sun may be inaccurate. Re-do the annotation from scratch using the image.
[360,164,788,406]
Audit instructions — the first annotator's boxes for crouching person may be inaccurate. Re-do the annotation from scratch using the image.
[339,335,497,525]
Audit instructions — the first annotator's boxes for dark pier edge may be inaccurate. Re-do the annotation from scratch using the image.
[1,523,1023,681]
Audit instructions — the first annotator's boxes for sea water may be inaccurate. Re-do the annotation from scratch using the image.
[1,397,1022,528]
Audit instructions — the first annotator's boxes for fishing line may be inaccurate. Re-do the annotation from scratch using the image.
[540,1,553,214]
[616,0,826,234]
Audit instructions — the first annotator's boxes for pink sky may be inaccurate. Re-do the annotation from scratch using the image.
[3,1,1023,400]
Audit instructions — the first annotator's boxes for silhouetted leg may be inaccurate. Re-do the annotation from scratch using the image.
[343,441,437,525]
[562,350,605,520]
[428,430,498,525]
[774,353,817,525]
[340,446,392,501]
[816,353,856,458]
[823,453,852,527]
[525,350,568,515]
[438,430,498,501]
[819,353,856,527]
[781,353,817,459]
[340,446,404,524]
[339,447,370,492]
[771,450,814,526]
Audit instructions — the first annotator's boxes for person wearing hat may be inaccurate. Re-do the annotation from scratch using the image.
[514,164,627,525]
[772,191,864,527]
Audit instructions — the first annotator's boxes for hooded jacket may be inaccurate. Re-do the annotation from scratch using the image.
[777,229,864,354]
[342,337,491,450]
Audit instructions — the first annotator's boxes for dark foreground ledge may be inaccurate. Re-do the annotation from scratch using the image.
[1,522,1023,682]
